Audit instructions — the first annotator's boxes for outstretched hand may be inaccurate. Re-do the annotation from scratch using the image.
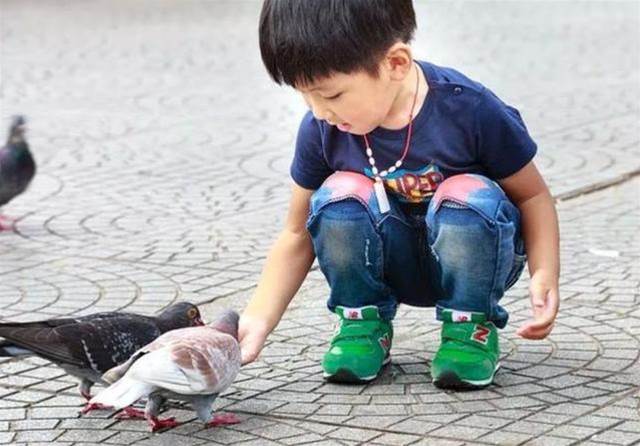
[238,314,271,365]
[516,270,559,340]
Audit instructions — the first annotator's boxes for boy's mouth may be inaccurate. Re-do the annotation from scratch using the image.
[337,123,352,132]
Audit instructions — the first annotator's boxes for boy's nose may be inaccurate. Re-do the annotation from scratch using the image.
[314,109,336,125]
[305,97,334,123]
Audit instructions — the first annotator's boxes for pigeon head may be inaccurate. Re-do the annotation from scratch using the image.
[157,302,204,331]
[209,309,239,340]
[7,116,27,146]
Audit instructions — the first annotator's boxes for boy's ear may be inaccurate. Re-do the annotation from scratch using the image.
[384,42,413,81]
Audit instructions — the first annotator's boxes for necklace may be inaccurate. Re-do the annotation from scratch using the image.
[363,62,420,214]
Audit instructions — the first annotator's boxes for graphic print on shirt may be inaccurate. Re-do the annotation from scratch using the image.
[364,163,444,203]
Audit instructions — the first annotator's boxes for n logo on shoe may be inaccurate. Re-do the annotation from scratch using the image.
[452,310,472,322]
[378,333,391,352]
[342,307,363,320]
[471,325,490,344]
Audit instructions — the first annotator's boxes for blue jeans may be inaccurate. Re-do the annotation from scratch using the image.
[306,171,526,329]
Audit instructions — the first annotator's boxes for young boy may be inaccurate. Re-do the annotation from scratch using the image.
[239,0,560,389]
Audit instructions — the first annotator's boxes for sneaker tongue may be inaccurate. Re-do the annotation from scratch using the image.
[440,309,486,324]
[335,306,380,321]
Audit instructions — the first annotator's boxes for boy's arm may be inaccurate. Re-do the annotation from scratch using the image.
[239,182,316,364]
[499,161,560,340]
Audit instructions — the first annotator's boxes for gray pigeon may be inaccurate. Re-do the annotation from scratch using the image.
[0,302,204,411]
[89,309,241,432]
[0,115,36,231]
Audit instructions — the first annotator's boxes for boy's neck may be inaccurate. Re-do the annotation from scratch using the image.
[379,62,428,131]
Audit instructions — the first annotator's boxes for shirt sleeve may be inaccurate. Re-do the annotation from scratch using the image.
[290,111,333,190]
[475,88,538,179]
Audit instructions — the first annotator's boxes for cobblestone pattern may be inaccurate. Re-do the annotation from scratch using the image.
[0,1,638,445]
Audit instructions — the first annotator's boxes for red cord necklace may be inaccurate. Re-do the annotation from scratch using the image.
[363,62,420,213]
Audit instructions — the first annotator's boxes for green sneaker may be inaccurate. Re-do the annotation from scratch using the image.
[322,305,393,383]
[431,310,499,390]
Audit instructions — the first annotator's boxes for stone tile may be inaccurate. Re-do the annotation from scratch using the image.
[0,1,639,445]
[428,425,491,440]
[371,432,422,445]
[14,430,63,442]
[480,430,535,445]
[548,424,600,440]
[589,430,640,445]
[523,436,576,446]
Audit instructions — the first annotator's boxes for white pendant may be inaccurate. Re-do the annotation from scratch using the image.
[374,180,390,214]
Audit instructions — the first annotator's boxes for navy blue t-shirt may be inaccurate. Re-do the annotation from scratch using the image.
[290,60,537,204]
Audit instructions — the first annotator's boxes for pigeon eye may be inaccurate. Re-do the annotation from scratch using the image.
[187,308,198,319]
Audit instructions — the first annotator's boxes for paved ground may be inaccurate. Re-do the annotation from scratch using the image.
[0,1,638,445]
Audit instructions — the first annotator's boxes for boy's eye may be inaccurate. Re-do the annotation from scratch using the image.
[325,92,342,100]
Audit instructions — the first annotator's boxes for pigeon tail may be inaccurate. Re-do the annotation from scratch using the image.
[101,350,147,384]
[0,340,32,357]
[90,376,154,410]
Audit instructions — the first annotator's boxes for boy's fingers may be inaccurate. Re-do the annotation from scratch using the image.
[518,314,553,332]
[240,346,258,365]
[517,328,552,340]
[517,321,554,339]
[525,287,560,326]
[517,310,557,339]
[239,332,266,365]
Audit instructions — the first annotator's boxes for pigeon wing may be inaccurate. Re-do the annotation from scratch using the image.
[58,316,164,373]
[0,323,85,366]
[123,332,240,396]
[123,347,194,395]
[0,317,162,372]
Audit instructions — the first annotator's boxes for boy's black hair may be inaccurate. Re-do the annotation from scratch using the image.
[259,0,416,87]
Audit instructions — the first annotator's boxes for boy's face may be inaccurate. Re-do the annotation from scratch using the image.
[296,65,400,135]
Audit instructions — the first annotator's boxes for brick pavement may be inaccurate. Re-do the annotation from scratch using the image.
[0,1,638,445]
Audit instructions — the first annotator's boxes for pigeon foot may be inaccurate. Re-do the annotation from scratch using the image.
[0,215,15,231]
[81,402,112,414]
[206,413,241,427]
[115,406,146,420]
[147,415,179,432]
[80,389,94,401]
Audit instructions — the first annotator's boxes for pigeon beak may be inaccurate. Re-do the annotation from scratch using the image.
[194,316,205,326]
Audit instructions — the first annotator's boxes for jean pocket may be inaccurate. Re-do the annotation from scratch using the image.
[505,252,527,290]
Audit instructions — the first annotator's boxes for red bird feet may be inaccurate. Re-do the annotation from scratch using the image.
[104,407,240,432]
[146,415,179,432]
[206,413,241,427]
[116,408,178,433]
[80,401,112,414]
[144,412,240,432]
[0,215,15,231]
[115,407,146,420]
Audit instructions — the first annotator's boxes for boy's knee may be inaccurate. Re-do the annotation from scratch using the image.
[310,171,376,216]
[428,174,508,223]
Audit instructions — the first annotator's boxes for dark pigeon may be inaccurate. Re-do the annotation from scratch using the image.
[0,302,204,406]
[89,309,241,432]
[0,116,36,230]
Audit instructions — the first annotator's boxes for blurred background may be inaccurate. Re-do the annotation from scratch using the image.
[0,1,639,444]
[0,0,637,324]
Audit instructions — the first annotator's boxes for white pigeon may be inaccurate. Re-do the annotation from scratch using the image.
[88,309,241,432]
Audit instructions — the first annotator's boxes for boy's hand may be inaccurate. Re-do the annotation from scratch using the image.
[238,314,271,365]
[516,269,559,340]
